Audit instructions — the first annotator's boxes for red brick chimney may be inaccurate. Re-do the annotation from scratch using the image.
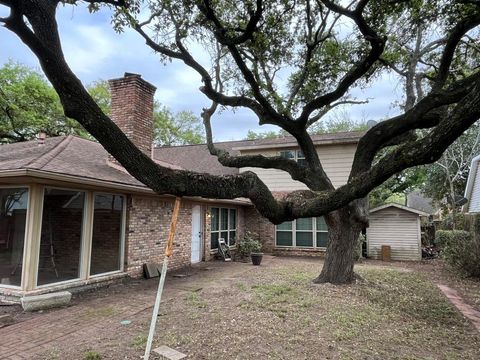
[108,73,156,159]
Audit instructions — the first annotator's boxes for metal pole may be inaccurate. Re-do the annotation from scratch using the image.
[143,197,181,360]
[143,256,169,360]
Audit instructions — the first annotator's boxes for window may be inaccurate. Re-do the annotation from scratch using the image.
[90,194,124,276]
[0,188,28,287]
[38,188,85,286]
[210,207,237,249]
[275,217,328,248]
[279,150,307,167]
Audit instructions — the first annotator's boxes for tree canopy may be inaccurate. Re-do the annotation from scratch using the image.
[1,0,479,283]
[0,61,87,143]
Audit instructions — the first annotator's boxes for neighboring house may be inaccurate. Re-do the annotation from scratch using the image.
[464,154,480,213]
[0,73,361,302]
[406,191,438,215]
[366,203,428,261]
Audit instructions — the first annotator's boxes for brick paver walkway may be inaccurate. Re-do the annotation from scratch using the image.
[437,283,480,332]
[0,259,263,360]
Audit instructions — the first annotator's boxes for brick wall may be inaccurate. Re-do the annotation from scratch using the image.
[125,196,193,277]
[108,73,156,158]
[244,206,276,253]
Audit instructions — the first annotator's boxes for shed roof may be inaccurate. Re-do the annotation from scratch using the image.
[370,203,430,216]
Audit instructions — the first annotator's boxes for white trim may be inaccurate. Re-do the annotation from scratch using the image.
[464,154,480,211]
[35,186,87,288]
[232,138,361,151]
[275,217,328,249]
[369,203,429,216]
[0,169,252,206]
[89,192,126,276]
[0,185,30,290]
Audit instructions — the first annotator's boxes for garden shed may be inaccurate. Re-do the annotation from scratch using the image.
[366,203,428,261]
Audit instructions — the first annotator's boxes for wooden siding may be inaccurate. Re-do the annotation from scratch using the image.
[468,164,480,212]
[239,144,357,190]
[366,207,421,261]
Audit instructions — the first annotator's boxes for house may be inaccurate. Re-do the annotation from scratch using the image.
[0,73,361,302]
[464,154,480,213]
[366,203,428,261]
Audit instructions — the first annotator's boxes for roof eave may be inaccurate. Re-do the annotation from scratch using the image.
[232,138,361,151]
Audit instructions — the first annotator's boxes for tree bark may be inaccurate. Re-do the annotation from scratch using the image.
[314,200,367,284]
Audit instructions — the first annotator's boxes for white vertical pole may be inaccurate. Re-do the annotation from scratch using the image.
[143,197,181,360]
[143,257,169,360]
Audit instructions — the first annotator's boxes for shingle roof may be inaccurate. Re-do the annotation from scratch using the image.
[0,136,144,187]
[0,131,363,187]
[153,131,364,175]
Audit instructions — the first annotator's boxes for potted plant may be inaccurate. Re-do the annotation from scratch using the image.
[238,231,263,265]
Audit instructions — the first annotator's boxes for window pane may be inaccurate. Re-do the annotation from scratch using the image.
[220,208,228,230]
[279,150,295,159]
[229,231,236,246]
[317,232,328,247]
[220,231,228,243]
[211,232,219,249]
[277,221,292,230]
[0,188,28,287]
[211,208,219,231]
[297,159,308,167]
[296,232,313,247]
[276,231,292,246]
[90,195,124,276]
[296,218,313,230]
[229,209,237,230]
[316,217,328,231]
[38,188,85,286]
[296,150,305,159]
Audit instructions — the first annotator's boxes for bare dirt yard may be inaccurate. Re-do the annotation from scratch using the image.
[2,256,480,360]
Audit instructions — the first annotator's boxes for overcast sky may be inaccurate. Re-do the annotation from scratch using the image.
[0,4,403,141]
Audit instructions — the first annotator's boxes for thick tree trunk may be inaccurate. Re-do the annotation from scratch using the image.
[314,200,368,284]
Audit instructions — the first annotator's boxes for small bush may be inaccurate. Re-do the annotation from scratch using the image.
[237,231,262,258]
[442,230,480,277]
[435,230,458,247]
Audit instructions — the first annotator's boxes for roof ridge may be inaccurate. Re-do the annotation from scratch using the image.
[25,135,74,170]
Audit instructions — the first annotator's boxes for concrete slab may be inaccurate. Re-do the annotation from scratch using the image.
[153,345,187,360]
[143,262,161,278]
[21,291,72,312]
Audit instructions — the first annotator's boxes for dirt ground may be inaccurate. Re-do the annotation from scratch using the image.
[2,256,480,360]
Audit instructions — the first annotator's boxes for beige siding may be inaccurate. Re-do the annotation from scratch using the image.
[366,208,421,261]
[468,164,480,212]
[239,144,357,190]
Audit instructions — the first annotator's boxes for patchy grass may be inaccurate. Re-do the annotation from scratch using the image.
[184,291,208,309]
[36,257,480,359]
[131,334,147,349]
[82,350,102,360]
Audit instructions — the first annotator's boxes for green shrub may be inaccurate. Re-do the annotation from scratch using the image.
[435,230,457,247]
[442,230,480,277]
[237,231,262,258]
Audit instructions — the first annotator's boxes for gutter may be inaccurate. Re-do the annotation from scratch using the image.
[0,168,252,206]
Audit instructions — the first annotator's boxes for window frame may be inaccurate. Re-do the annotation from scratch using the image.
[275,217,328,249]
[279,149,307,166]
[88,192,126,278]
[0,185,31,290]
[210,207,237,249]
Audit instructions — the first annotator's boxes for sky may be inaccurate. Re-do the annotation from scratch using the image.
[0,3,403,141]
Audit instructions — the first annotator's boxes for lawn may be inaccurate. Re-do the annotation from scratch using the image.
[38,257,480,359]
[144,259,479,359]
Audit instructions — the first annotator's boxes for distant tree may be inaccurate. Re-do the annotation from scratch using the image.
[0,61,86,143]
[154,105,205,146]
[423,123,480,215]
[87,80,111,116]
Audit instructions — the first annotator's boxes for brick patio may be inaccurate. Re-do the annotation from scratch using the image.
[0,258,264,360]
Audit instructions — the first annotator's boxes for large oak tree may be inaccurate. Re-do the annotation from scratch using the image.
[1,0,479,283]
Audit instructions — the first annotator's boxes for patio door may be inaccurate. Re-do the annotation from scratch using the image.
[191,205,202,263]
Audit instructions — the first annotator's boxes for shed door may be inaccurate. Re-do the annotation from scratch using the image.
[191,205,202,263]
